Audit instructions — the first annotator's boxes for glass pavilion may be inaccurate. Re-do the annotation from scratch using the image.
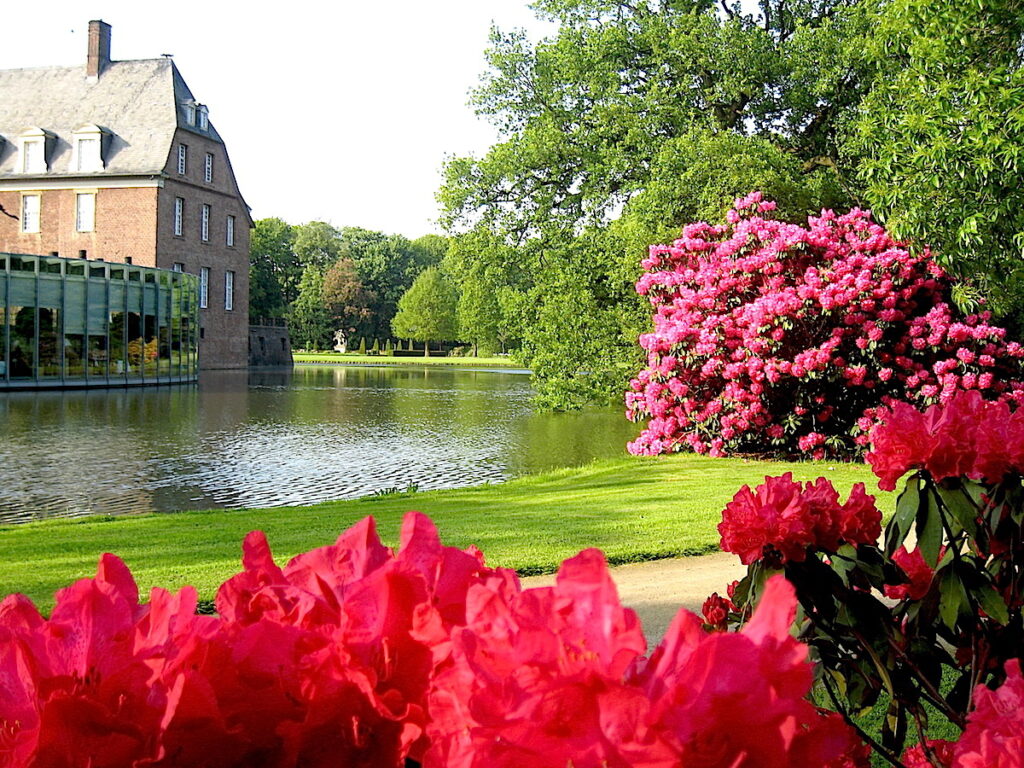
[0,253,199,389]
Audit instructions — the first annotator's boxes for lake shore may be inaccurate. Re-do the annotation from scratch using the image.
[0,454,889,611]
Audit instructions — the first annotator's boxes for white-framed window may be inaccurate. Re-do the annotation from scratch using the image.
[199,266,209,309]
[21,194,40,232]
[226,215,235,246]
[198,105,209,130]
[75,193,96,232]
[185,103,196,125]
[75,138,101,171]
[177,143,187,175]
[172,262,184,273]
[225,270,234,311]
[22,139,44,173]
[204,153,213,183]
[201,204,210,242]
[174,197,184,236]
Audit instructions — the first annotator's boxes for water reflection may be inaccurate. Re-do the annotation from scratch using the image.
[0,365,637,523]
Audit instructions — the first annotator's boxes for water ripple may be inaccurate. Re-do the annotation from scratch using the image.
[0,366,637,523]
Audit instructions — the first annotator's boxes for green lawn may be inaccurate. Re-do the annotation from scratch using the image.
[0,454,891,611]
[293,352,523,368]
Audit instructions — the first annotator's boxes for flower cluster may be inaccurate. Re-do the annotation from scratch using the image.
[717,473,881,566]
[903,660,1024,767]
[426,566,863,767]
[0,513,502,767]
[867,389,1024,490]
[953,659,1024,767]
[0,514,868,767]
[627,192,1024,458]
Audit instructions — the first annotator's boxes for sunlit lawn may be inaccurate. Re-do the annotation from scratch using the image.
[293,352,522,368]
[0,454,892,611]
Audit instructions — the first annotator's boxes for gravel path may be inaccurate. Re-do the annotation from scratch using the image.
[522,550,746,646]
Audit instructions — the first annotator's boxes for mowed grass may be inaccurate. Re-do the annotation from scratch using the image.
[0,454,892,612]
[293,352,522,368]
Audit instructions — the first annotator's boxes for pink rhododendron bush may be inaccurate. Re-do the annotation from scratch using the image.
[626,192,1024,458]
[717,390,1024,767]
[0,512,866,767]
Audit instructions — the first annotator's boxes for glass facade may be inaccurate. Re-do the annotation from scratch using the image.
[0,253,199,389]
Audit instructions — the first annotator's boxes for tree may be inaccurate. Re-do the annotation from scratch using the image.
[456,267,502,356]
[289,265,331,350]
[322,256,375,340]
[846,0,1024,322]
[439,0,876,406]
[391,267,458,356]
[249,218,297,317]
[340,229,443,340]
[293,221,344,270]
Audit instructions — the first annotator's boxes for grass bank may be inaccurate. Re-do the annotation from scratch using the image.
[293,352,524,369]
[0,454,891,611]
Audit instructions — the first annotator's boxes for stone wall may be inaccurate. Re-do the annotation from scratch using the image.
[249,324,293,367]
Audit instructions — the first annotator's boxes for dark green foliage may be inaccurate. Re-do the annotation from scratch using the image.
[440,0,873,407]
[847,0,1024,322]
[289,265,332,350]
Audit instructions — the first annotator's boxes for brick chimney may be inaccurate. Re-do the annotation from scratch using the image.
[87,20,111,78]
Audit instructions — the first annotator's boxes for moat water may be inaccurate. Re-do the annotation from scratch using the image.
[0,365,638,524]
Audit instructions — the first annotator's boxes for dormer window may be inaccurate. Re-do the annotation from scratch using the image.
[185,102,196,126]
[72,125,105,172]
[197,105,209,131]
[23,140,43,172]
[19,128,52,174]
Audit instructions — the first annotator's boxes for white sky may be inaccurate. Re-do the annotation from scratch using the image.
[0,1,555,238]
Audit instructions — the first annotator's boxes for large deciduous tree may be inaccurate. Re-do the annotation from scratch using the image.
[847,0,1024,322]
[440,0,874,407]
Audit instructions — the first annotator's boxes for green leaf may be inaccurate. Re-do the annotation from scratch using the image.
[938,485,978,539]
[886,476,920,558]
[917,486,944,568]
[938,569,967,630]
[975,586,1010,626]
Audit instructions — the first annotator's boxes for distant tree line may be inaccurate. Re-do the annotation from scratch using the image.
[248,220,443,350]
[249,220,517,356]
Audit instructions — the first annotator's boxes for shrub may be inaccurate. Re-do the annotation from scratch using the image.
[717,390,1024,766]
[627,192,1024,458]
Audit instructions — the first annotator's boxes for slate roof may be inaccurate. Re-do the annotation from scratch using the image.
[0,58,222,178]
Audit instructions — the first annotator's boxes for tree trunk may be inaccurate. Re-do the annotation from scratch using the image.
[424,343,430,357]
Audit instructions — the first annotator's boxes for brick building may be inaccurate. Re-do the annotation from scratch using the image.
[0,20,251,369]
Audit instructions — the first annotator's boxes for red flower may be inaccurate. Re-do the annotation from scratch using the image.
[426,569,865,768]
[701,592,734,630]
[866,400,932,490]
[884,546,934,601]
[719,474,882,565]
[953,659,1024,767]
[718,473,816,564]
[868,391,1024,489]
[902,739,956,767]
